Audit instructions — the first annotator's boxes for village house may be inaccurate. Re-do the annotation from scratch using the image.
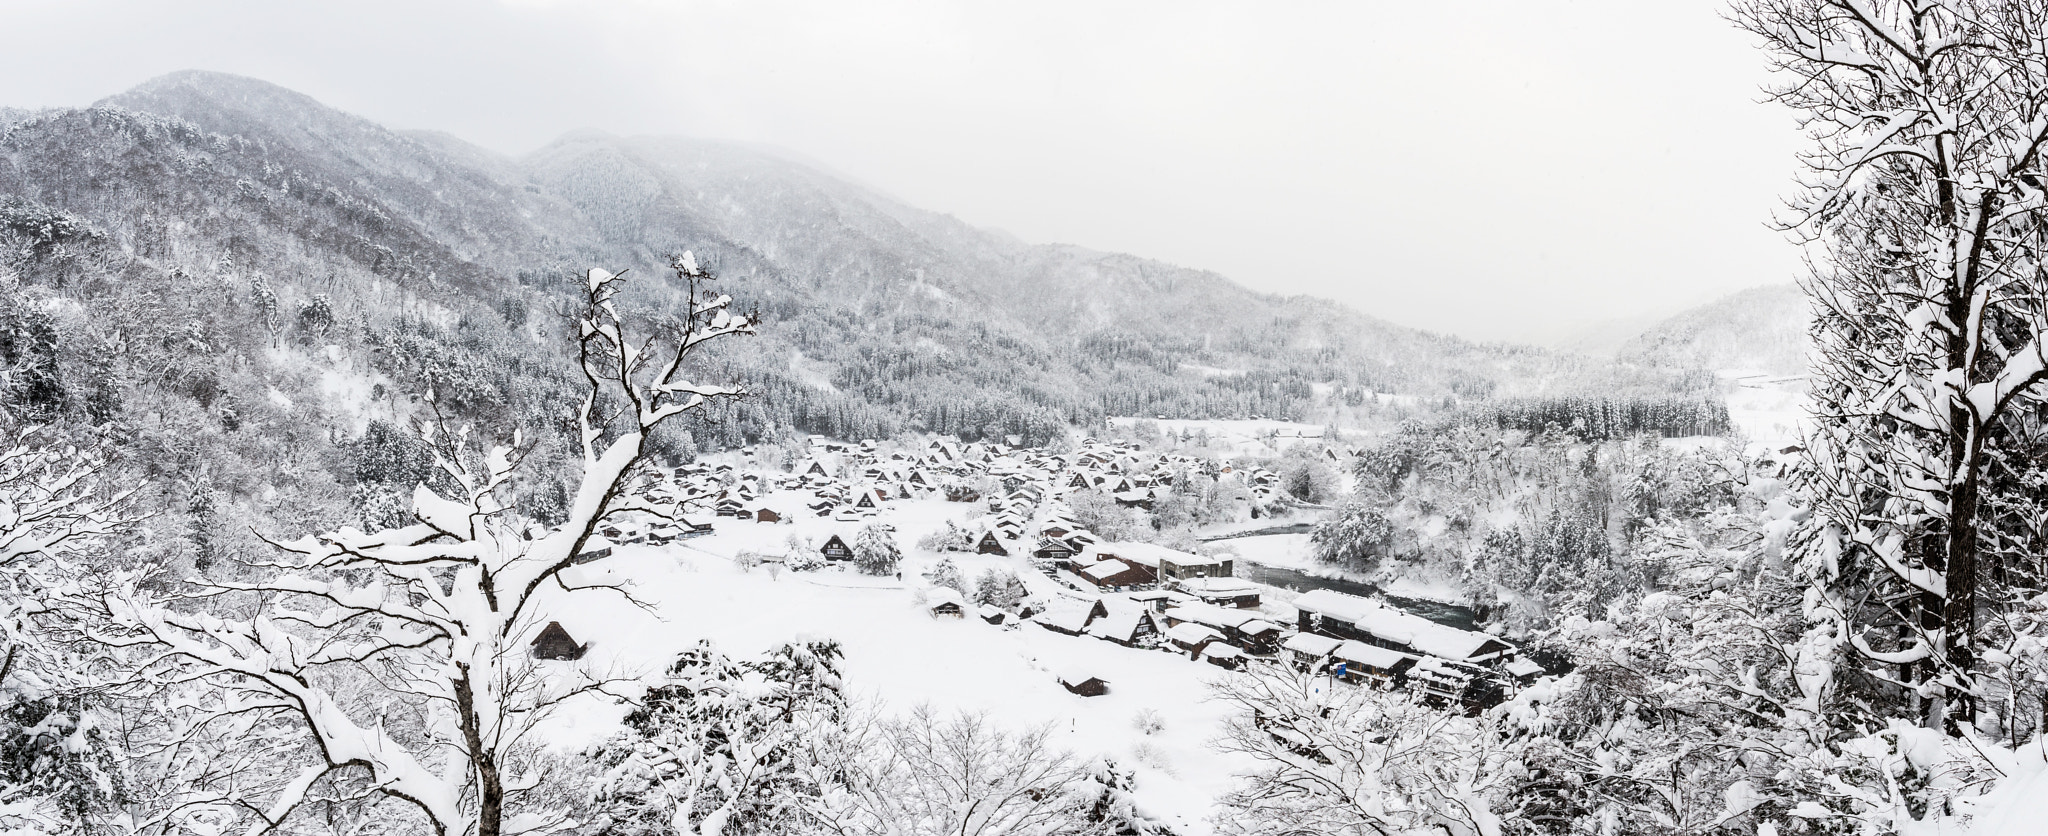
[926,587,966,619]
[1332,640,1418,688]
[1291,589,1517,665]
[818,534,855,562]
[1163,621,1225,657]
[1162,602,1283,655]
[1033,600,1106,636]
[1157,550,1234,584]
[1084,600,1159,647]
[1281,632,1344,670]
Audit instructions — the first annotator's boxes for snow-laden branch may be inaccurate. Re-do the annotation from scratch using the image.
[101,256,755,836]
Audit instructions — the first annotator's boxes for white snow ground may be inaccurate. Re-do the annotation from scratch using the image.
[530,496,1259,834]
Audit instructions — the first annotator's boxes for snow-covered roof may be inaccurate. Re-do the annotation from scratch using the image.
[1283,633,1343,656]
[1505,658,1545,678]
[1293,590,1511,661]
[1175,576,1261,595]
[1334,640,1413,671]
[1086,606,1149,642]
[927,587,966,608]
[1081,561,1133,582]
[1165,603,1266,631]
[1200,643,1245,660]
[1091,541,1204,569]
[1035,607,1094,634]
[1163,622,1223,646]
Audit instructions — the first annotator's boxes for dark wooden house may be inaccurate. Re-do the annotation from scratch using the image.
[531,622,587,661]
[1058,671,1109,697]
[819,534,855,562]
[975,531,1010,556]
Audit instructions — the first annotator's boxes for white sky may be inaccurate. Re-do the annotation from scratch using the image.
[0,0,1805,344]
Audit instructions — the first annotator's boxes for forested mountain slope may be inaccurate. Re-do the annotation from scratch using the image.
[0,70,1710,469]
[1616,283,1811,376]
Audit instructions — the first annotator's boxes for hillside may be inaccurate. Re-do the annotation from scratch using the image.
[1615,283,1811,376]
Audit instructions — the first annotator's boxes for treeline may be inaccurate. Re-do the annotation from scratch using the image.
[1475,394,1731,440]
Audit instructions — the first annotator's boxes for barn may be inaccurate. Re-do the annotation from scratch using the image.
[1058,670,1109,697]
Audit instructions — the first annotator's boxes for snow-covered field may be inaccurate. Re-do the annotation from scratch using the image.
[532,497,1258,834]
[1719,369,1809,444]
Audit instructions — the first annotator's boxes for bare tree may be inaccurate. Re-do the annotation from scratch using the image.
[100,256,754,836]
[1732,0,2048,730]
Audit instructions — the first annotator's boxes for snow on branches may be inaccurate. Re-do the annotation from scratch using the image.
[97,257,753,836]
[1733,0,2048,732]
[1212,663,1508,836]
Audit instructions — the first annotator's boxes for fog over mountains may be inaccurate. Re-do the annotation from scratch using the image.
[0,71,1734,453]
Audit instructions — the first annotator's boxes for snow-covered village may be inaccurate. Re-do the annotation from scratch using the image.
[4,2,2048,835]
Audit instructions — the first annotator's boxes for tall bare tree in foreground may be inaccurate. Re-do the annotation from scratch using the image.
[102,255,754,836]
[1732,0,2048,731]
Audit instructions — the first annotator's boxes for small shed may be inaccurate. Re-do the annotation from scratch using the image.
[978,604,1009,626]
[531,622,587,661]
[753,507,782,524]
[927,587,967,619]
[1058,669,1109,697]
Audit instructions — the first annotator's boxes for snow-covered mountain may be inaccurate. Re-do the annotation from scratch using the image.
[1,71,1701,448]
[1614,283,1811,377]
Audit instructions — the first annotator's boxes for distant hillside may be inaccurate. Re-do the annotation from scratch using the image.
[0,70,1706,460]
[1616,284,1811,376]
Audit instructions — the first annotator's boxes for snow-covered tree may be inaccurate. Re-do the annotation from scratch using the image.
[853,523,899,577]
[98,255,755,836]
[971,568,1026,610]
[0,428,135,835]
[1212,663,1507,836]
[1075,758,1169,836]
[915,520,973,554]
[923,557,968,596]
[1732,0,2048,732]
[1309,504,1391,573]
[799,707,1101,836]
[593,639,844,836]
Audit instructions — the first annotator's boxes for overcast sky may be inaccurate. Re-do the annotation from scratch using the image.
[0,0,1804,345]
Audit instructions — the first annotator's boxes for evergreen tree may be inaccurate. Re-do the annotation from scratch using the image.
[853,522,900,577]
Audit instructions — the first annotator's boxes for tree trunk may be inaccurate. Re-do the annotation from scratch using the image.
[454,665,504,836]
